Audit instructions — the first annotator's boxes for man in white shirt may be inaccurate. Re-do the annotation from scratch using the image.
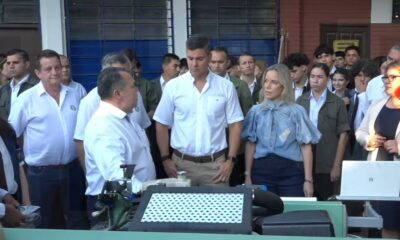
[154,35,243,186]
[0,49,39,120]
[365,43,400,108]
[73,52,151,173]
[60,55,87,101]
[84,67,155,225]
[9,50,87,229]
[156,53,181,93]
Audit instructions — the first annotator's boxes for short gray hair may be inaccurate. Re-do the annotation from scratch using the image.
[101,52,131,70]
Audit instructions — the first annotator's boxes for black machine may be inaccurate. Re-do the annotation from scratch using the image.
[91,167,334,237]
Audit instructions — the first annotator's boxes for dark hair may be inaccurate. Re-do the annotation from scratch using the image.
[372,55,387,68]
[332,68,352,82]
[6,48,30,62]
[97,67,130,100]
[345,45,361,56]
[310,63,330,77]
[212,46,229,56]
[180,58,188,68]
[186,35,211,53]
[351,59,379,79]
[229,56,239,68]
[334,51,345,58]
[282,53,310,69]
[0,54,6,70]
[119,48,137,63]
[35,49,60,70]
[238,52,255,64]
[314,44,334,58]
[162,53,180,65]
[0,118,15,138]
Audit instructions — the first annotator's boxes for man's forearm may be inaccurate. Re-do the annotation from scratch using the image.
[156,122,170,157]
[227,121,243,157]
[334,132,348,166]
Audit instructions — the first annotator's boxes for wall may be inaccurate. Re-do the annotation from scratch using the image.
[370,24,400,57]
[280,0,370,60]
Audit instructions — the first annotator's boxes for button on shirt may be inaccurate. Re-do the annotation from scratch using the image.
[9,82,78,166]
[309,89,328,128]
[73,87,151,141]
[153,71,244,156]
[9,74,29,106]
[84,101,156,196]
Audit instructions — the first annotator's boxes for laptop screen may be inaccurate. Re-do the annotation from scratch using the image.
[339,161,400,200]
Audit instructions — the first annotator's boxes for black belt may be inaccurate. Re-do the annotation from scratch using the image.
[27,159,77,170]
[173,149,225,163]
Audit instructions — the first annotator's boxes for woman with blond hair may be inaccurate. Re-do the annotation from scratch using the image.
[242,64,320,197]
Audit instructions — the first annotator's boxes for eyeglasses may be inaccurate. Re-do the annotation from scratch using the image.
[382,74,400,83]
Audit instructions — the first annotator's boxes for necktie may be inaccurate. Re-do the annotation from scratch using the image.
[350,92,359,131]
[0,151,8,191]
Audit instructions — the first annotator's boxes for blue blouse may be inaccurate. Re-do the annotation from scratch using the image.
[241,100,321,161]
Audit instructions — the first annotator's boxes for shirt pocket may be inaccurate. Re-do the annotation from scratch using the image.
[206,96,226,117]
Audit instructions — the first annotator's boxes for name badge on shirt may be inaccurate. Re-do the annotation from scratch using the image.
[279,128,291,143]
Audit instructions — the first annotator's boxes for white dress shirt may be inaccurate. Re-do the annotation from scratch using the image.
[354,92,367,131]
[159,75,167,92]
[66,80,87,102]
[9,82,78,166]
[309,89,328,128]
[248,78,257,95]
[84,101,156,196]
[153,71,244,156]
[73,87,151,141]
[9,74,29,106]
[0,137,18,194]
[365,74,387,109]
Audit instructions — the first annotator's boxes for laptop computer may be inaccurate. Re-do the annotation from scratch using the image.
[337,161,400,201]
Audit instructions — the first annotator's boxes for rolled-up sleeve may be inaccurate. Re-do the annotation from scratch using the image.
[241,106,258,143]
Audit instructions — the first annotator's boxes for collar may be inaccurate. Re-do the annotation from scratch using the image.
[36,81,68,96]
[160,75,166,86]
[310,88,328,101]
[223,73,230,80]
[10,74,29,88]
[99,101,127,120]
[188,70,212,84]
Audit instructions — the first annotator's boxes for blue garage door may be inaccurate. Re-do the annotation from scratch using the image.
[188,0,278,65]
[65,0,171,91]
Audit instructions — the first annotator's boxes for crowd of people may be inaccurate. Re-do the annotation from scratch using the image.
[0,36,399,238]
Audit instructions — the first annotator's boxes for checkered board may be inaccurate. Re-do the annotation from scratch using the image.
[141,193,244,223]
[128,186,252,234]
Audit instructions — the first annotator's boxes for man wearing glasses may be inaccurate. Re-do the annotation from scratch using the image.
[365,43,400,108]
